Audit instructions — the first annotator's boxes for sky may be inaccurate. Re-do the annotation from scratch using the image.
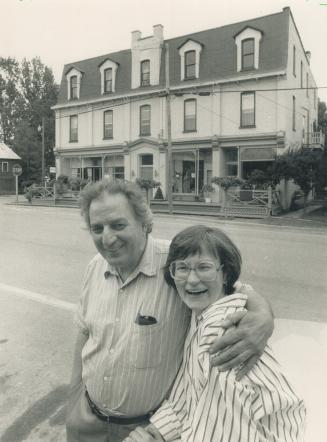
[2,0,327,103]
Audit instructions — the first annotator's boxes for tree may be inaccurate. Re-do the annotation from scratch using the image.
[271,148,323,207]
[0,56,58,182]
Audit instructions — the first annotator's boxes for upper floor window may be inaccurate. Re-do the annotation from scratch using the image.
[99,58,119,94]
[104,68,113,93]
[241,39,255,70]
[184,99,197,132]
[234,27,262,72]
[178,40,203,81]
[240,92,255,127]
[292,96,296,131]
[70,115,78,142]
[66,67,83,100]
[300,61,303,88]
[140,105,151,136]
[1,162,9,173]
[140,60,150,86]
[306,73,309,97]
[70,76,78,99]
[103,110,113,139]
[293,45,296,76]
[185,51,196,79]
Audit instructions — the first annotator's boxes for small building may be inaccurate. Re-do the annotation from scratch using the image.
[0,143,21,194]
[53,7,323,208]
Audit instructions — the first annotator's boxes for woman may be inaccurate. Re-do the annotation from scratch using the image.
[126,225,305,441]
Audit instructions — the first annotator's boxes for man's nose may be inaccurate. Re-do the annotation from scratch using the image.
[102,227,117,246]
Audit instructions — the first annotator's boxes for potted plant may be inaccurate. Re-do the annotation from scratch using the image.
[202,184,214,203]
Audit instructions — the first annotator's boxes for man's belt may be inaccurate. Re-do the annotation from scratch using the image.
[85,390,155,425]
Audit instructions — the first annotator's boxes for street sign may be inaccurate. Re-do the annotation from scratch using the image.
[12,164,22,176]
[49,166,56,174]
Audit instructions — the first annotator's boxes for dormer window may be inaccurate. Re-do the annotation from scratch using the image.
[185,51,196,79]
[70,76,78,99]
[234,27,263,72]
[178,39,203,81]
[241,39,255,70]
[140,60,150,86]
[66,67,83,100]
[99,59,119,94]
[104,68,113,93]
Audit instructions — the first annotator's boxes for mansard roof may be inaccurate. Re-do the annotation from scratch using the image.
[57,9,289,104]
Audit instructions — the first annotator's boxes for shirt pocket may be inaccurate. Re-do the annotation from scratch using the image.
[130,321,165,369]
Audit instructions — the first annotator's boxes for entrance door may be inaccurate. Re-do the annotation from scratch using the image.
[182,160,195,193]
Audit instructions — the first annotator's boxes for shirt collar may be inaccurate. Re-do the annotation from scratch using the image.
[104,235,158,280]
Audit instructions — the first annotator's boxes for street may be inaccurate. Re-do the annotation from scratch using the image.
[0,198,326,441]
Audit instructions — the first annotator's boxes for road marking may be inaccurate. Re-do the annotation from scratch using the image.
[0,283,76,312]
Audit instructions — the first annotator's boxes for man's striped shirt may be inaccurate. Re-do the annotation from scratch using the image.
[150,293,306,441]
[75,235,190,417]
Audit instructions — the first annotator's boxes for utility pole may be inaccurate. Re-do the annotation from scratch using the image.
[165,43,173,214]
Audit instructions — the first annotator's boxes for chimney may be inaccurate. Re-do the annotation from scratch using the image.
[282,6,290,12]
[131,30,141,46]
[305,51,311,65]
[153,24,164,41]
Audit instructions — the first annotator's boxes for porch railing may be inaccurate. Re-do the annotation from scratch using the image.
[304,131,325,147]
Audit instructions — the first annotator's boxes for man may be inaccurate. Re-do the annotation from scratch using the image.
[66,179,274,442]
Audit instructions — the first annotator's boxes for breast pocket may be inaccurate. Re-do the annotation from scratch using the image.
[130,322,165,369]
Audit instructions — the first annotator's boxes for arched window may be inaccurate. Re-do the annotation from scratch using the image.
[241,39,255,70]
[140,105,151,136]
[140,60,150,86]
[184,99,197,132]
[184,50,196,79]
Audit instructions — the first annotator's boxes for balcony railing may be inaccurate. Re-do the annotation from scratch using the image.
[303,131,325,147]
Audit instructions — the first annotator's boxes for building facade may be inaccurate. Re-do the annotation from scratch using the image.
[0,143,21,194]
[53,7,323,206]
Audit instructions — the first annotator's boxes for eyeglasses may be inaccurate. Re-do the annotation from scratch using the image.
[169,260,223,282]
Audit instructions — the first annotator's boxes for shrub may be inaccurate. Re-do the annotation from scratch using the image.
[211,176,244,189]
[154,186,164,200]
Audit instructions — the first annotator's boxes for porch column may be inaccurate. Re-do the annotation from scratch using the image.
[159,141,167,198]
[123,142,131,181]
[211,135,222,177]
[102,155,105,179]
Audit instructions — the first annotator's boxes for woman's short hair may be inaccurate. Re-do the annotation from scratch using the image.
[164,225,242,295]
[79,179,153,234]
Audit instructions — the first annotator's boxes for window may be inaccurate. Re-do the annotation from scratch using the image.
[1,162,9,173]
[184,99,197,132]
[314,88,317,109]
[293,45,296,76]
[300,61,303,88]
[225,148,238,176]
[140,60,150,86]
[241,39,255,70]
[306,73,309,97]
[240,92,255,127]
[104,68,112,93]
[184,51,196,79]
[140,105,151,136]
[70,76,78,99]
[292,96,296,131]
[70,115,78,141]
[103,110,113,139]
[140,154,153,180]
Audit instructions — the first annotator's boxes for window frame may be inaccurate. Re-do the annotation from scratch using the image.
[183,98,197,132]
[184,50,196,80]
[240,92,255,128]
[225,148,239,177]
[306,73,309,97]
[300,61,303,89]
[241,38,255,70]
[1,162,9,173]
[139,105,151,136]
[70,75,78,100]
[103,110,113,139]
[104,68,113,93]
[140,60,150,87]
[69,115,78,142]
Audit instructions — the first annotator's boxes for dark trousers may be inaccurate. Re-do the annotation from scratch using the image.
[66,382,149,442]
